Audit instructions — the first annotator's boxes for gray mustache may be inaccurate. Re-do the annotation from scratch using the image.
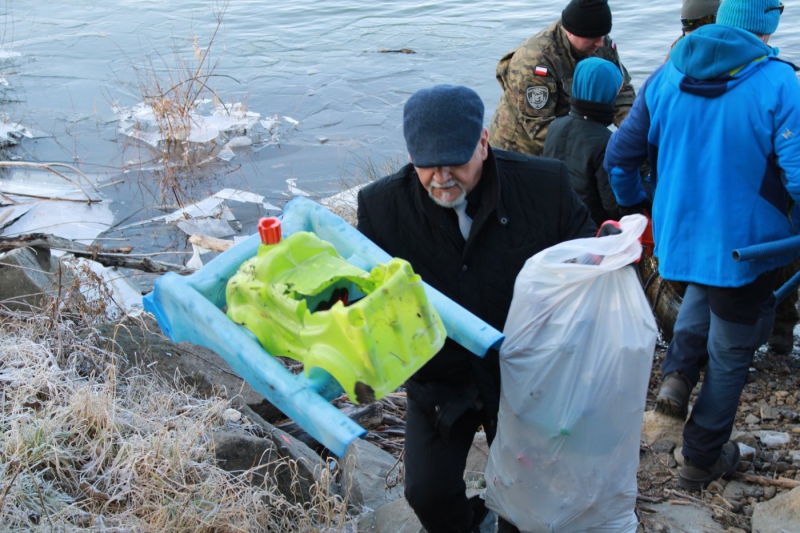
[430,179,459,188]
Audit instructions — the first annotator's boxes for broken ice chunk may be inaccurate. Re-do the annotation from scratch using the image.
[176,218,235,238]
[217,145,235,161]
[213,189,264,204]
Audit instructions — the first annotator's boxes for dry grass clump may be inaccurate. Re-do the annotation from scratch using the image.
[0,314,350,531]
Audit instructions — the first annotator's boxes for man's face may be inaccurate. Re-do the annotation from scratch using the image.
[414,130,489,208]
[565,30,605,57]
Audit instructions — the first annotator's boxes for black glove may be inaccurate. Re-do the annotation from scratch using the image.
[619,198,652,217]
[596,220,622,238]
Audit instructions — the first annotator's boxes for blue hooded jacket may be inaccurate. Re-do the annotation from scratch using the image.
[604,24,800,287]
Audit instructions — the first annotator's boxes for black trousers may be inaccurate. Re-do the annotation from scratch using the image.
[403,393,520,533]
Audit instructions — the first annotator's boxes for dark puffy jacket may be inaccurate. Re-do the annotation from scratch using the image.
[357,147,595,423]
[544,99,622,226]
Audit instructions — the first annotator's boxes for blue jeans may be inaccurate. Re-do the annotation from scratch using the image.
[661,275,776,466]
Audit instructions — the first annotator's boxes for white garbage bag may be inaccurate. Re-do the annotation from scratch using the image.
[484,215,657,533]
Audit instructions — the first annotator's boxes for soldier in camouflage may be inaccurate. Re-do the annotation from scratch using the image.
[489,0,635,156]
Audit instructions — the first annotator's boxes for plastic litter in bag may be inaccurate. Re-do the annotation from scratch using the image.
[484,215,657,533]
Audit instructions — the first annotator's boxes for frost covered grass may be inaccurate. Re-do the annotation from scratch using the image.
[0,314,350,531]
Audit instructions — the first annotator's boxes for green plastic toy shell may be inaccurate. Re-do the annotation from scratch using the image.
[225,231,446,404]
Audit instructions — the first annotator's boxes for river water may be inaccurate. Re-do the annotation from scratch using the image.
[1,1,799,255]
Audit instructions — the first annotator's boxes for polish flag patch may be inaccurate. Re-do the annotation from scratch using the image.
[534,66,548,76]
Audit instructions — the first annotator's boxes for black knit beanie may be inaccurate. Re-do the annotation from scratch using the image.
[561,0,612,38]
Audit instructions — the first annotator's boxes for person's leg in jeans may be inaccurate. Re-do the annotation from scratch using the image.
[661,283,710,389]
[656,283,710,416]
[682,274,776,467]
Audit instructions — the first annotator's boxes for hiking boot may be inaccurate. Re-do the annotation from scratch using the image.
[655,372,691,418]
[678,441,741,491]
[768,328,794,355]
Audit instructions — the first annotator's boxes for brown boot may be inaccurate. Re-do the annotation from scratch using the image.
[678,441,740,491]
[655,372,691,418]
[768,327,794,355]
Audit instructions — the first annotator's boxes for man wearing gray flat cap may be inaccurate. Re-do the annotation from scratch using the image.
[682,0,721,31]
[357,84,595,532]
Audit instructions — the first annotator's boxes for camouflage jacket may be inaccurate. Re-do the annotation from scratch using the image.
[489,20,636,156]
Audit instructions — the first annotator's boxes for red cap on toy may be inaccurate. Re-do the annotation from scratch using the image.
[258,217,282,244]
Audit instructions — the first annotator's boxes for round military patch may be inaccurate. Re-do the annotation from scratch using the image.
[526,86,549,109]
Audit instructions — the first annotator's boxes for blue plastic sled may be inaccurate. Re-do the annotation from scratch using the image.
[143,196,504,457]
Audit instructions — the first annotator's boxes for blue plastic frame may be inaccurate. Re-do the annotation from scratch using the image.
[143,197,504,456]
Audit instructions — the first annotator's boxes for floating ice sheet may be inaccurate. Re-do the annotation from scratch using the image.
[2,201,114,244]
[1,176,90,201]
[177,218,235,239]
[217,145,235,161]
[0,204,34,230]
[114,102,297,151]
[120,188,282,229]
[212,188,264,204]
[226,136,252,148]
[0,169,110,243]
[0,168,100,199]
[163,197,227,223]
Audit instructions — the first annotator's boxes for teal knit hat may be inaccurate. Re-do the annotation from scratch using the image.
[717,0,782,35]
[573,58,623,105]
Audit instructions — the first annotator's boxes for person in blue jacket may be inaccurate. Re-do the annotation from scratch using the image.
[604,0,800,491]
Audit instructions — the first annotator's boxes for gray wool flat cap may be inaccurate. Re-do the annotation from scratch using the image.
[403,85,484,168]
[681,0,721,20]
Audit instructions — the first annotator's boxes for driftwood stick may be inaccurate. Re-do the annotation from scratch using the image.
[665,489,706,506]
[0,233,188,274]
[0,233,90,253]
[68,250,186,274]
[732,472,800,489]
[636,493,663,504]
[189,233,235,252]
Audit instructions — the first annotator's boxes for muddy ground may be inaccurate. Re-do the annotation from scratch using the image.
[635,343,800,533]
